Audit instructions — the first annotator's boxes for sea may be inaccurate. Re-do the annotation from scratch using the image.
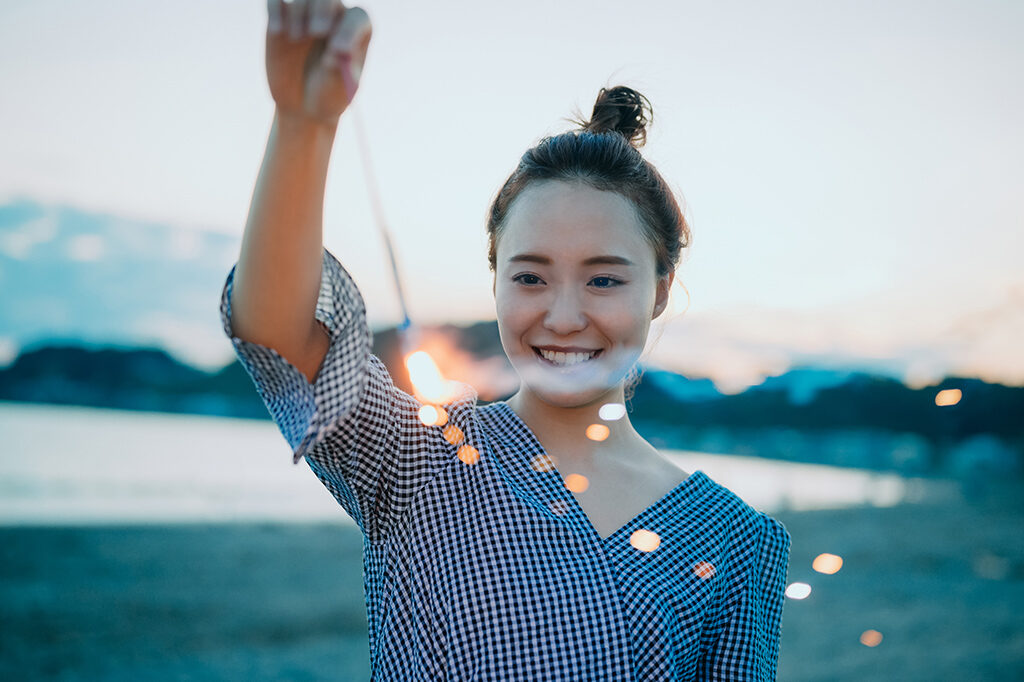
[0,401,961,526]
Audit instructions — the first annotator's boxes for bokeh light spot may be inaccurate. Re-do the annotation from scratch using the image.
[786,582,812,599]
[564,473,589,493]
[586,424,610,441]
[630,529,661,552]
[457,444,480,465]
[812,553,843,574]
[443,424,464,446]
[935,388,962,407]
[693,561,716,579]
[531,454,555,472]
[973,551,1012,580]
[418,404,439,426]
[860,629,883,647]
[599,403,626,421]
[549,499,569,516]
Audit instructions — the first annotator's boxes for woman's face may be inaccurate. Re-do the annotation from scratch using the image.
[493,180,672,409]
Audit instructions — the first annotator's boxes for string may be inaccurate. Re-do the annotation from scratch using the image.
[349,100,418,354]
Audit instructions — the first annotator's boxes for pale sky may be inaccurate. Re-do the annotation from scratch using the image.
[2,0,1022,388]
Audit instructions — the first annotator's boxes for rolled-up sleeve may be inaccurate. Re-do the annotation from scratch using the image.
[218,247,465,541]
[700,514,792,680]
[220,247,372,463]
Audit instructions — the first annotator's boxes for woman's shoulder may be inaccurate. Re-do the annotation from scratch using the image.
[692,471,789,544]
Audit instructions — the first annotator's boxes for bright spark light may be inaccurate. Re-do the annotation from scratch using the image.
[585,424,610,441]
[405,350,460,403]
[935,388,962,406]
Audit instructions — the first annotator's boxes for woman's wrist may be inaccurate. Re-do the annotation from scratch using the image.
[274,108,341,138]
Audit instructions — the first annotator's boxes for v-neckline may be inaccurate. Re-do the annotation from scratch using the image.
[492,401,704,542]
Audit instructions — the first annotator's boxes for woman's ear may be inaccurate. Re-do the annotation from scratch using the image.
[652,271,674,319]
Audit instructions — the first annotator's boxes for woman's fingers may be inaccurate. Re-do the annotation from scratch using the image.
[287,0,308,41]
[309,0,334,37]
[265,0,368,115]
[267,0,284,35]
[325,6,371,62]
[322,6,371,100]
[269,0,341,40]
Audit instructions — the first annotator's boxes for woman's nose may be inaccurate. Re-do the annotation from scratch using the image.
[543,288,588,335]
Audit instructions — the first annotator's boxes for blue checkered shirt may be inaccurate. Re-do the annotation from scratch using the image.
[220,248,792,680]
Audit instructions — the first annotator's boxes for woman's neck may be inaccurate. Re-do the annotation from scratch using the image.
[505,386,650,471]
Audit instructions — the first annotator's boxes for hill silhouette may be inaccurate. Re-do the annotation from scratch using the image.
[2,338,1021,477]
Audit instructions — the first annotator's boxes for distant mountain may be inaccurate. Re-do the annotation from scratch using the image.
[744,367,860,405]
[0,344,267,419]
[4,197,1023,395]
[0,198,239,369]
[640,370,729,403]
[2,341,1022,468]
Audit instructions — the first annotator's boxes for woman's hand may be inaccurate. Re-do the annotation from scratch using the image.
[266,0,372,125]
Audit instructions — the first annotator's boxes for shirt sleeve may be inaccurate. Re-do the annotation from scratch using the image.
[699,513,792,681]
[218,247,465,542]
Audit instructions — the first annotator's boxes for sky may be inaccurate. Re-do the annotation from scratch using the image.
[1,0,1022,390]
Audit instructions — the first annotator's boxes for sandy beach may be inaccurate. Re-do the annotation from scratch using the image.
[2,478,1022,681]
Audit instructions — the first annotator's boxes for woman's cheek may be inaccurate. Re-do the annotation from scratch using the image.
[495,292,529,335]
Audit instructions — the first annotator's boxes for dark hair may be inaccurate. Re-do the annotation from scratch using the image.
[486,85,691,279]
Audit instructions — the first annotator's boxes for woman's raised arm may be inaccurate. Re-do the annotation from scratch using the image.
[229,0,372,383]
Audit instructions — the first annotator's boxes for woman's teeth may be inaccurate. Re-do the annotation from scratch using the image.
[537,348,599,366]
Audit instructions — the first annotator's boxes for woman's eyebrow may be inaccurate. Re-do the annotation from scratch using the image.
[508,254,634,266]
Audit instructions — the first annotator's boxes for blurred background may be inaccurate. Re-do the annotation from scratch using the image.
[1,0,1022,679]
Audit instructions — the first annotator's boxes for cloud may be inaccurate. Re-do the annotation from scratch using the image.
[0,336,18,367]
[0,211,58,259]
[66,234,105,262]
[132,313,235,370]
[643,278,1024,390]
[168,227,202,260]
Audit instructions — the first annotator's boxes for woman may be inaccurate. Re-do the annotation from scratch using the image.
[222,2,792,679]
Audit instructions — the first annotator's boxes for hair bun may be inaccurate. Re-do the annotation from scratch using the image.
[581,86,652,148]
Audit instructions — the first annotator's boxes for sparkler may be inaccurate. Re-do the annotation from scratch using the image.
[350,102,413,344]
[349,101,460,406]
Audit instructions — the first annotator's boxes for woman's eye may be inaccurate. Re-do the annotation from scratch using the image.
[513,274,543,285]
[590,276,623,288]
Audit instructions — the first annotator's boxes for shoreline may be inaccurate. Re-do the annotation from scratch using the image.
[2,486,1022,681]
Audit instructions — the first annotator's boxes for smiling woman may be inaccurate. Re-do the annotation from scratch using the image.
[221,1,792,680]
[494,181,669,409]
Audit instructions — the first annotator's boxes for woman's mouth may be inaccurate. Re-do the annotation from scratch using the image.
[532,347,602,367]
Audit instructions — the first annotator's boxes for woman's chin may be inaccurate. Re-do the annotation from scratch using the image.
[513,363,621,408]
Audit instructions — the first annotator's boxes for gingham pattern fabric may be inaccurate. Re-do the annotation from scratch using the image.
[220,248,792,681]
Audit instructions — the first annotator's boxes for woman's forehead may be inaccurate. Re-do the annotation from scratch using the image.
[497,181,652,265]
